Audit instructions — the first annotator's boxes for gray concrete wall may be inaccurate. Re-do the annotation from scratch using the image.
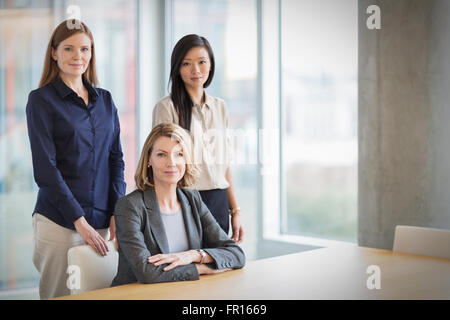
[359,0,450,249]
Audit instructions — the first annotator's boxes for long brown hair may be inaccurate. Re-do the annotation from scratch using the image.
[38,19,98,88]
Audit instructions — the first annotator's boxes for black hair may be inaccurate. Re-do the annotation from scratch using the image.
[169,34,215,130]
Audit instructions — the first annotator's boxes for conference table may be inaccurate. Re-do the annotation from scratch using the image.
[56,246,450,300]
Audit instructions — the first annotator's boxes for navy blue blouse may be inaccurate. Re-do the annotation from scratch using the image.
[26,77,126,230]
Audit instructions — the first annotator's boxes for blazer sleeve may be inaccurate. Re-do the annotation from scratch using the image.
[114,195,200,284]
[195,191,246,270]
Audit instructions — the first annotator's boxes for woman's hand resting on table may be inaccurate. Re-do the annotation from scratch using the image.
[147,250,231,274]
[195,264,232,275]
[148,250,199,271]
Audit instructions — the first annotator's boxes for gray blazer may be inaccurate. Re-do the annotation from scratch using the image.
[111,187,245,286]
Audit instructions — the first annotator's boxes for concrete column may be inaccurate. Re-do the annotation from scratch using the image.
[358,0,450,249]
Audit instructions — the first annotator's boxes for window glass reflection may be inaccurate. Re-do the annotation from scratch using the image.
[282,0,357,242]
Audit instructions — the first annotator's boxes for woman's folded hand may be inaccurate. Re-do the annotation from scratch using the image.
[195,264,232,275]
[147,250,200,271]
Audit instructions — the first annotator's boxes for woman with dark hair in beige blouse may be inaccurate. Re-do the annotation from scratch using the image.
[152,34,243,243]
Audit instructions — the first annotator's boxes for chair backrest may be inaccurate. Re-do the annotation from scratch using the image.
[393,225,450,259]
[67,240,118,295]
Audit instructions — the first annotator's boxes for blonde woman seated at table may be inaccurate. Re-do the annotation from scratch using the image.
[111,123,245,285]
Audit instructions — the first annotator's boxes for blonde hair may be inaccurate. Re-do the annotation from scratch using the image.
[135,123,199,190]
[39,19,98,88]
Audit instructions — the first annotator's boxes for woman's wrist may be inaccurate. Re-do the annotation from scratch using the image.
[73,216,87,229]
[191,249,202,263]
[195,263,207,275]
[228,206,241,216]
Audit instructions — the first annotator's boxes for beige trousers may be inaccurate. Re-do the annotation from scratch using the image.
[32,213,109,300]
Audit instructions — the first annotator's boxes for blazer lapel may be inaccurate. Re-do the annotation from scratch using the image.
[177,188,201,249]
[143,188,170,254]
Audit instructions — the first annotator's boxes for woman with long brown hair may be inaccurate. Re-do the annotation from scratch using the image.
[26,19,126,299]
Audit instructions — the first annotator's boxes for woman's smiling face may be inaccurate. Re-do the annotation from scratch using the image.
[52,32,92,79]
[148,136,187,187]
[179,46,211,91]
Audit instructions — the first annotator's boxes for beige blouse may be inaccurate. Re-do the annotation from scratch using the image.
[152,93,231,191]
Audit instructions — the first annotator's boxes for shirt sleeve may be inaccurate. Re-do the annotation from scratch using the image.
[224,102,233,167]
[152,101,175,128]
[26,91,85,225]
[107,93,126,213]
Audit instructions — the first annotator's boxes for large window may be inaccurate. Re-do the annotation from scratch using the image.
[0,0,137,297]
[281,0,357,242]
[0,0,357,300]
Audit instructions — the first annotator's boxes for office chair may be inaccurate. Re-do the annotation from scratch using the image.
[67,240,118,295]
[393,225,450,259]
